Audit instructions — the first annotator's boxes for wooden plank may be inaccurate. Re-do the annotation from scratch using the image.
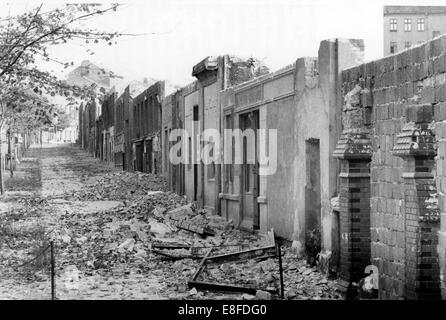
[206,245,277,264]
[152,249,203,260]
[187,229,278,295]
[206,253,277,266]
[190,248,213,282]
[188,280,278,295]
[152,243,191,250]
[171,220,216,236]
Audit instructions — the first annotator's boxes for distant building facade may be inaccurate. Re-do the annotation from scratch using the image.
[384,6,446,56]
[67,60,111,89]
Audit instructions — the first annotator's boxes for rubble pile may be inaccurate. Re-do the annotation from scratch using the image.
[1,154,342,300]
[70,171,168,201]
[198,258,279,289]
[281,249,340,300]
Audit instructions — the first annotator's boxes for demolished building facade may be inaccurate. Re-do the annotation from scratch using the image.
[78,35,446,299]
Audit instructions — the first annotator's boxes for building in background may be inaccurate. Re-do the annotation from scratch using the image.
[101,91,117,163]
[130,81,164,174]
[67,60,113,89]
[383,5,446,56]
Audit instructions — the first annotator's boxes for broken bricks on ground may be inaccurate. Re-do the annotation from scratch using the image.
[1,160,340,300]
[53,170,340,300]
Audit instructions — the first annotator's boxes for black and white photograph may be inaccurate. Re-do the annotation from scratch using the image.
[0,0,445,311]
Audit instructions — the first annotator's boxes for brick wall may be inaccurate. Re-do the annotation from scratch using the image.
[131,81,164,141]
[337,35,446,299]
[102,93,115,130]
[338,159,371,285]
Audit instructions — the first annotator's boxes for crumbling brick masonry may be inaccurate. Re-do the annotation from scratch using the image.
[335,35,446,299]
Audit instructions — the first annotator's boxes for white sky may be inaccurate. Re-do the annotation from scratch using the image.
[1,0,446,86]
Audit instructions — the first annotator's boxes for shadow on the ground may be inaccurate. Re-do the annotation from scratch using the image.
[4,153,42,196]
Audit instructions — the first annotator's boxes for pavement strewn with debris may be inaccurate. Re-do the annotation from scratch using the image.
[0,144,342,300]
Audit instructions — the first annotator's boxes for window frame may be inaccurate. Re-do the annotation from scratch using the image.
[404,18,412,32]
[390,18,397,32]
[417,18,425,32]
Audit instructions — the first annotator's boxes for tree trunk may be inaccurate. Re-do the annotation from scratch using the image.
[0,128,5,195]
[7,130,13,177]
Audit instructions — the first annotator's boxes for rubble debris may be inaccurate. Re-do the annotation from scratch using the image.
[0,146,342,300]
[188,230,279,295]
[149,221,172,237]
[117,238,135,253]
[147,191,164,196]
[152,206,167,220]
[170,220,215,237]
[205,230,276,264]
[189,287,198,296]
[290,240,302,256]
[152,249,204,260]
[152,243,191,250]
[167,204,195,221]
[255,290,272,300]
[285,289,297,299]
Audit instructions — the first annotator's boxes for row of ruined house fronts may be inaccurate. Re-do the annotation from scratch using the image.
[79,35,446,299]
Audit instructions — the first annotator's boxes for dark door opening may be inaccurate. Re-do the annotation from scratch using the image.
[135,142,144,172]
[305,138,322,265]
[240,110,259,230]
[146,139,153,173]
[193,164,198,201]
[193,105,199,202]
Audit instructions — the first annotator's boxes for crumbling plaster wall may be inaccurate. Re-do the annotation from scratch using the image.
[293,39,365,269]
[183,82,199,202]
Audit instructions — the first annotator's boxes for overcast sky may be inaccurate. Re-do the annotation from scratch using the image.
[2,0,446,86]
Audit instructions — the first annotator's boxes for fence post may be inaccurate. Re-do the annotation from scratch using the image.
[277,241,284,299]
[50,241,55,300]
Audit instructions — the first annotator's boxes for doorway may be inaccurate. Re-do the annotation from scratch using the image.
[145,139,152,173]
[135,141,144,172]
[240,110,259,230]
[305,138,322,264]
[193,105,199,202]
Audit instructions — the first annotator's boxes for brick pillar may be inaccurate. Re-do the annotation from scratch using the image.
[334,129,372,296]
[393,122,441,299]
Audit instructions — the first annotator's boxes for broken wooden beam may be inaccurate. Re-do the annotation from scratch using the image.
[204,230,276,264]
[187,229,279,295]
[170,219,215,237]
[205,246,277,264]
[188,280,277,295]
[152,243,192,250]
[190,248,213,282]
[152,249,204,260]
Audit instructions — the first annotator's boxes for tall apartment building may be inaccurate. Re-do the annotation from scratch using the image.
[383,5,446,56]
